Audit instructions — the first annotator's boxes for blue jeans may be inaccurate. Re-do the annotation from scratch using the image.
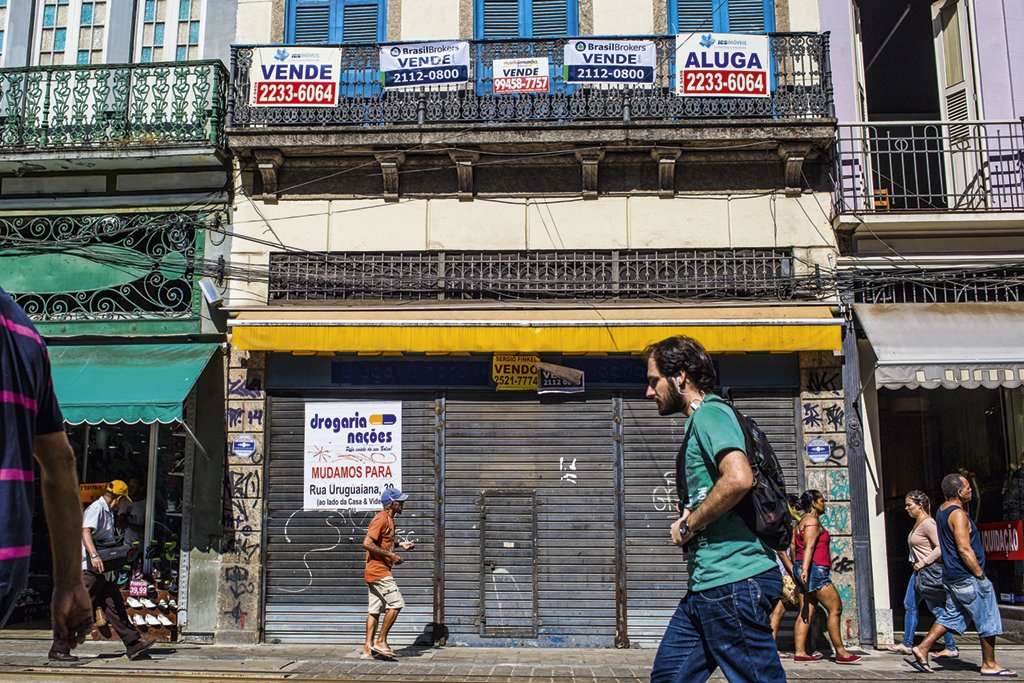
[0,557,29,630]
[902,574,957,650]
[651,568,786,683]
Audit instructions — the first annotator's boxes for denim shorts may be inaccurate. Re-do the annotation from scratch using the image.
[938,575,1003,638]
[807,564,832,593]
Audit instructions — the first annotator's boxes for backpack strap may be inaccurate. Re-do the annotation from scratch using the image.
[674,418,695,512]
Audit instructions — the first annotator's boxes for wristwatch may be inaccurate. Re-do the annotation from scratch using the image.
[89,552,99,558]
[678,520,690,538]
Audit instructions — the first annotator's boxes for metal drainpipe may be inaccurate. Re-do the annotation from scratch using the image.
[841,301,876,646]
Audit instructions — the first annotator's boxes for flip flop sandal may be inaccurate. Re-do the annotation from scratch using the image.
[981,670,1018,678]
[359,652,374,660]
[370,645,397,659]
[905,657,934,674]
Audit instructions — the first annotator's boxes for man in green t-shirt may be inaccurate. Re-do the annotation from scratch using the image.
[645,335,785,683]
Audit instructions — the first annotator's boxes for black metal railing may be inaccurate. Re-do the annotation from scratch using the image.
[229,33,833,128]
[843,266,1024,304]
[267,248,815,302]
[833,120,1024,214]
[0,60,228,151]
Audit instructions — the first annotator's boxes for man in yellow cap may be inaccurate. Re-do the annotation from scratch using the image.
[48,479,154,662]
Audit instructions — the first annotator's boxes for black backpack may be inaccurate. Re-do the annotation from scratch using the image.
[675,397,793,551]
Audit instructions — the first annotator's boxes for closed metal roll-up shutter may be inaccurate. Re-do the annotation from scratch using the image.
[621,391,799,647]
[263,396,437,644]
[730,392,801,493]
[621,397,688,647]
[443,396,617,646]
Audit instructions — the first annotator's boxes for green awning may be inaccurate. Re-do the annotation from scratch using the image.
[48,343,219,425]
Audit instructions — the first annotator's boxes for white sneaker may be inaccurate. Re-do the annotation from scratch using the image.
[126,597,144,609]
[156,614,173,626]
[144,614,161,626]
[140,598,157,609]
[131,614,146,627]
[158,599,168,610]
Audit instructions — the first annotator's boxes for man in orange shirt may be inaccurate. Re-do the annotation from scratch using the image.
[361,488,414,659]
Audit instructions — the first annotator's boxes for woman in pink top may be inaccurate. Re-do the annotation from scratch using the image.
[885,490,958,657]
[791,489,861,664]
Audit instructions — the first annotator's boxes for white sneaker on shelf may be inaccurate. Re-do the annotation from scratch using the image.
[131,614,146,627]
[156,614,173,626]
[140,598,157,609]
[168,599,177,610]
[126,597,144,609]
[144,614,161,626]
[158,599,169,610]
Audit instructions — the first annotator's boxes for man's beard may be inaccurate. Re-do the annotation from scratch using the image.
[658,380,686,416]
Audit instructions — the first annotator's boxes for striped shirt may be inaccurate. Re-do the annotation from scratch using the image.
[1,288,63,568]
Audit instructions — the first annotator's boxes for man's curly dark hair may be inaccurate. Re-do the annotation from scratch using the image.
[643,335,716,394]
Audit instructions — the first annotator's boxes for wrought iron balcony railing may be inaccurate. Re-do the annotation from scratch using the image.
[0,60,228,151]
[833,120,1024,215]
[228,33,832,129]
[0,212,207,322]
[266,248,820,302]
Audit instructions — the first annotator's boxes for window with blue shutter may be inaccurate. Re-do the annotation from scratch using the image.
[287,0,384,44]
[475,0,578,39]
[668,0,774,34]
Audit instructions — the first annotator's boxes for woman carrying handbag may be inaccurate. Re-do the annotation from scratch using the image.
[887,490,958,658]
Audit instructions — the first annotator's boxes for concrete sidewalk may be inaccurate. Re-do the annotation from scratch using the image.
[2,632,1024,681]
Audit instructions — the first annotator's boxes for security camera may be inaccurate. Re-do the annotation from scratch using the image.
[199,278,223,307]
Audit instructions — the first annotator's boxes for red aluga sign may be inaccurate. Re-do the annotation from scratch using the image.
[979,520,1024,561]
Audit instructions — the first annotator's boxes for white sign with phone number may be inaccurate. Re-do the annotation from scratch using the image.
[675,33,770,98]
[249,47,341,107]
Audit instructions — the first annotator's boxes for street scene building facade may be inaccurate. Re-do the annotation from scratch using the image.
[10,0,1022,656]
[824,0,1024,646]
[219,0,857,647]
[0,0,237,641]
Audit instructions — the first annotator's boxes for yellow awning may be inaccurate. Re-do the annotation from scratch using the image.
[229,306,842,354]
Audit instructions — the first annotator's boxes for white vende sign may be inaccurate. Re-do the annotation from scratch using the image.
[380,41,470,89]
[304,401,402,511]
[250,47,341,107]
[563,39,656,85]
[492,57,550,94]
[675,33,770,98]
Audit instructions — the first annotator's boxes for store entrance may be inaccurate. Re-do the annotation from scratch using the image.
[9,422,187,640]
[879,387,1014,636]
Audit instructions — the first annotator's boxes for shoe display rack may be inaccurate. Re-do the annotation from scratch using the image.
[90,589,178,643]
